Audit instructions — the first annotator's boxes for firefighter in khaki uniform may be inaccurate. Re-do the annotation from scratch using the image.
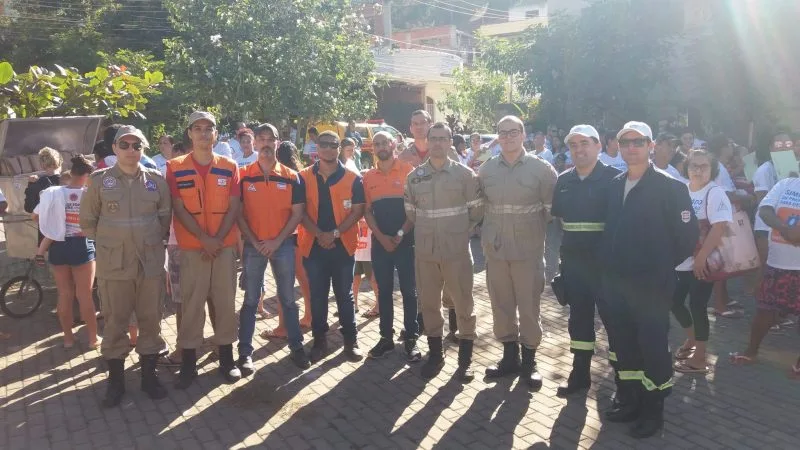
[397,109,461,343]
[166,111,242,388]
[479,116,557,391]
[405,122,483,382]
[80,125,171,408]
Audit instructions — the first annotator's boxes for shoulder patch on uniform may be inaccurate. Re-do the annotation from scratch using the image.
[681,210,691,223]
[102,176,117,189]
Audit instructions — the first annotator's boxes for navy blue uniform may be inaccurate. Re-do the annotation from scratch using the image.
[552,162,621,360]
[600,165,697,398]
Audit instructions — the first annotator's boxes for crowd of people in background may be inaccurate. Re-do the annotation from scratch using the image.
[6,107,800,441]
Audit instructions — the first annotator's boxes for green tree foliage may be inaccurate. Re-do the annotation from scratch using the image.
[164,0,377,122]
[439,64,506,132]
[0,61,164,119]
[482,0,680,128]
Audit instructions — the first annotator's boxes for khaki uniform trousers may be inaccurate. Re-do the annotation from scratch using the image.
[486,256,544,349]
[178,247,237,350]
[99,275,166,360]
[417,253,476,340]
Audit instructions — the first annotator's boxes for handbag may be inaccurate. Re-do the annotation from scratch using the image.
[551,273,568,306]
[695,186,760,281]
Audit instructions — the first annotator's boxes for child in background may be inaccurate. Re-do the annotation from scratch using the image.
[354,219,379,317]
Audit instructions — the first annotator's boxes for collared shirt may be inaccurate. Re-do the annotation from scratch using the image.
[363,157,414,247]
[398,141,461,168]
[405,157,483,260]
[551,161,620,256]
[313,160,365,233]
[240,161,305,241]
[479,151,557,260]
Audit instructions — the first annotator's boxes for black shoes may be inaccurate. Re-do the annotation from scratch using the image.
[455,339,474,383]
[485,342,521,378]
[368,337,395,359]
[140,354,167,400]
[238,355,255,377]
[556,352,591,397]
[291,348,311,369]
[175,349,198,390]
[520,346,543,391]
[421,337,445,379]
[309,337,329,363]
[630,392,664,439]
[102,359,126,408]
[605,383,642,423]
[343,341,364,362]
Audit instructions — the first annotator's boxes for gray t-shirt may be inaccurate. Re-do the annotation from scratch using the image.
[624,177,640,203]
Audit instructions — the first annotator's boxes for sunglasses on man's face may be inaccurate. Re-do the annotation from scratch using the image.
[117,141,143,151]
[318,141,340,149]
[618,138,650,148]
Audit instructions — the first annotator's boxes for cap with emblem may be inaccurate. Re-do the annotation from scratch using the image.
[114,125,150,148]
[187,111,217,128]
[565,124,600,143]
[617,121,653,141]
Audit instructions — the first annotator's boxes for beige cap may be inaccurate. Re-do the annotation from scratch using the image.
[187,111,217,128]
[114,125,150,148]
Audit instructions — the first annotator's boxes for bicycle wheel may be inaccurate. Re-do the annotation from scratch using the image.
[0,276,44,318]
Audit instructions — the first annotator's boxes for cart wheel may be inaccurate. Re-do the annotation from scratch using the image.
[0,276,44,318]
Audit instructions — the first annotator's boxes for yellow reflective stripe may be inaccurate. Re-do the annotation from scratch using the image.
[562,222,605,232]
[466,198,483,208]
[570,340,595,351]
[619,370,642,381]
[487,204,544,214]
[416,206,468,218]
[641,374,674,391]
[609,351,618,362]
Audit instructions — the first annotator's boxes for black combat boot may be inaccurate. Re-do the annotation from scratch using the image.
[485,342,521,378]
[557,352,592,397]
[630,391,664,439]
[445,309,459,344]
[219,344,242,382]
[102,359,126,408]
[421,336,445,379]
[520,346,543,391]
[455,339,474,383]
[605,382,642,423]
[174,349,197,390]
[140,354,167,400]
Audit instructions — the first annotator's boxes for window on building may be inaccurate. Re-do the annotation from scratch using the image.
[525,10,540,18]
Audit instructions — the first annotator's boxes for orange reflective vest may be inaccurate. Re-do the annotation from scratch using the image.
[298,166,359,257]
[241,161,302,241]
[168,153,239,250]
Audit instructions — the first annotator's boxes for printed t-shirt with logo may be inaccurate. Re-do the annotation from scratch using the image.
[760,177,800,270]
[675,182,732,271]
[64,187,86,237]
[354,220,372,262]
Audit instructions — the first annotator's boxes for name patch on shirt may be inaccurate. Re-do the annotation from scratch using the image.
[177,180,195,189]
[217,178,228,187]
[145,180,157,192]
[277,182,287,190]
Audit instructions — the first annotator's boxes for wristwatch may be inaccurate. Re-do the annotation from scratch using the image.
[333,229,341,239]
[396,229,405,238]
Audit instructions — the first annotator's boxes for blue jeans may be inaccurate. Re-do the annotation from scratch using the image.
[372,243,418,339]
[238,240,302,355]
[303,243,357,342]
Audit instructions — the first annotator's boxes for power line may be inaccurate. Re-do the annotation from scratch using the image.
[410,0,510,21]
[450,0,510,15]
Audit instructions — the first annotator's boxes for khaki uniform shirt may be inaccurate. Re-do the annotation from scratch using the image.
[80,165,172,280]
[479,152,557,261]
[404,157,483,260]
[398,142,461,168]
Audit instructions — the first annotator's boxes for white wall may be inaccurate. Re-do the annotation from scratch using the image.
[509,2,547,21]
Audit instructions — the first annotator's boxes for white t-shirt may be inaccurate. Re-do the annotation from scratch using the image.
[343,158,359,174]
[599,152,627,172]
[760,177,800,270]
[665,164,688,183]
[676,182,732,271]
[354,220,372,262]
[753,161,779,232]
[213,141,233,159]
[151,154,168,175]
[303,141,317,156]
[63,187,86,238]
[714,162,736,192]
[236,151,258,168]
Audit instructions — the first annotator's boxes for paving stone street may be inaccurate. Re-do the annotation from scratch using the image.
[1,228,800,449]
